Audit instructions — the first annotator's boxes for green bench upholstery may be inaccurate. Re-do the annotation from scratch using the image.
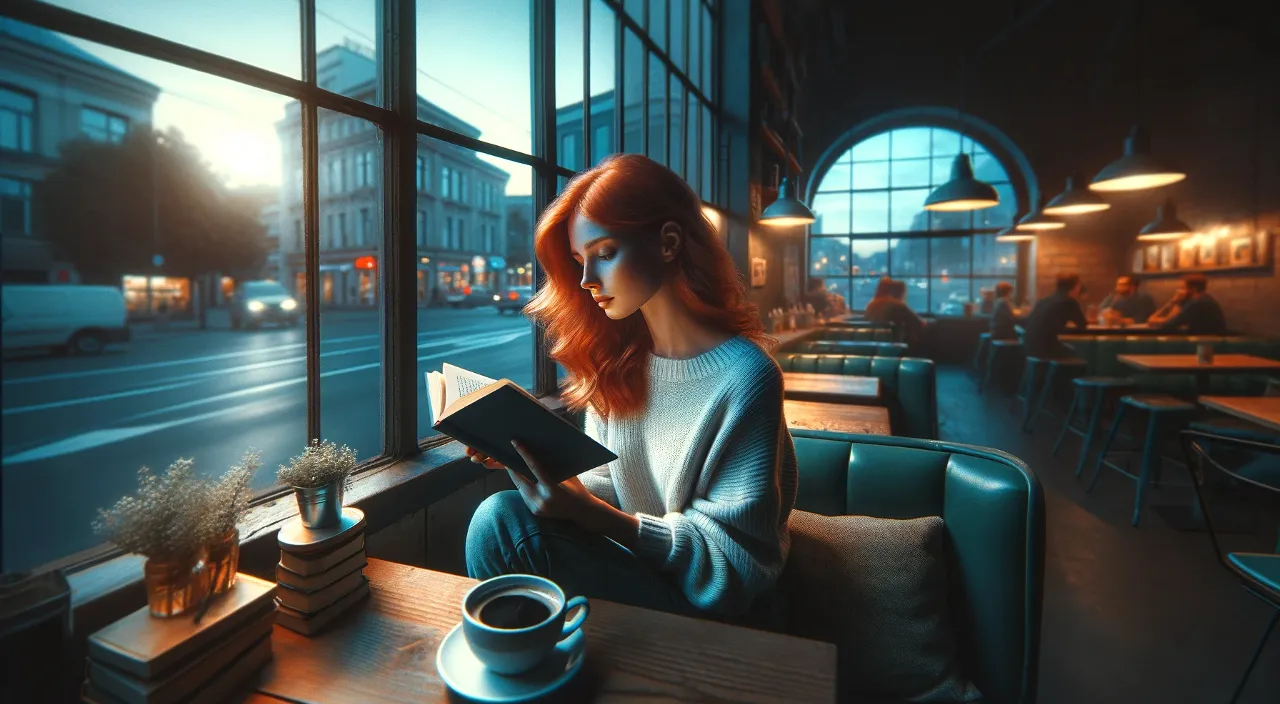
[776,353,938,439]
[796,340,909,357]
[819,326,898,342]
[788,430,1045,704]
[1061,335,1280,395]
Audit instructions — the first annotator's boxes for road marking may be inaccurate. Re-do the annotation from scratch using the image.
[1,322,507,385]
[1,328,531,465]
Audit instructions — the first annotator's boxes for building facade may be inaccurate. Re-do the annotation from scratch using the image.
[275,43,510,307]
[0,18,158,283]
[503,194,534,288]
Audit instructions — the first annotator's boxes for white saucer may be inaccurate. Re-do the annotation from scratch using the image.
[436,623,586,703]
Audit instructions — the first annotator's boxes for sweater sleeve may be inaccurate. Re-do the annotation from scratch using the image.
[632,364,796,615]
[576,405,619,508]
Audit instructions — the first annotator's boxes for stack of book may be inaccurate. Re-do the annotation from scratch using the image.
[275,506,370,636]
[80,573,276,704]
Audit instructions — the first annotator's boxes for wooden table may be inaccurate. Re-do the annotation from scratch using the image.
[245,559,836,703]
[783,371,881,405]
[1117,354,1280,394]
[786,399,891,435]
[1198,396,1280,433]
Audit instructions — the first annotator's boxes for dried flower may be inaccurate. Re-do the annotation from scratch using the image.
[277,439,358,489]
[92,459,212,562]
[202,451,260,538]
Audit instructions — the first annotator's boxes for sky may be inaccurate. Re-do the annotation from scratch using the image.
[49,0,619,195]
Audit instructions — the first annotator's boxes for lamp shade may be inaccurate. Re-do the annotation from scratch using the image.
[1043,176,1110,215]
[995,224,1034,242]
[760,177,815,227]
[1089,125,1186,192]
[923,154,1000,212]
[1015,196,1065,231]
[1137,198,1192,241]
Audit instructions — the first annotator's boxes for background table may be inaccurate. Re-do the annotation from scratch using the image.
[1117,354,1280,394]
[786,399,891,435]
[246,559,836,703]
[783,371,881,405]
[1198,396,1280,433]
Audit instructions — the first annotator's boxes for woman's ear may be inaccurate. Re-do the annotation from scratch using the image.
[659,221,682,263]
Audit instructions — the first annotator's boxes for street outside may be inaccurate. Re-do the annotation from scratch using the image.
[1,306,534,574]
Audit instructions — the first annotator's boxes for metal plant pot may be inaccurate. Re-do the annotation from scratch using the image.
[293,479,345,529]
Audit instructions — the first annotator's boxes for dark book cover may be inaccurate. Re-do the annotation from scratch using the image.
[435,382,616,484]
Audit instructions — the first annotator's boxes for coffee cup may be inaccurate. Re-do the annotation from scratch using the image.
[461,574,589,676]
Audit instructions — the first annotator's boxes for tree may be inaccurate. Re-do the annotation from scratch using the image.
[37,127,268,285]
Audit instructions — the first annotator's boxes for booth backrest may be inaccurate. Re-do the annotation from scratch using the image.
[820,326,898,342]
[775,353,938,439]
[790,430,1045,704]
[796,340,908,357]
[1062,335,1280,394]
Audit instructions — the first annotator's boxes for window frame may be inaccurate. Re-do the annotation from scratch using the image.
[0,83,36,152]
[80,105,129,143]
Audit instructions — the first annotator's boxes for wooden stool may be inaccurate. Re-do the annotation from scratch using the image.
[1086,394,1196,526]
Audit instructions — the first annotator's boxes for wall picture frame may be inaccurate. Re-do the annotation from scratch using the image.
[1197,238,1217,267]
[1131,248,1145,274]
[1159,244,1176,271]
[750,257,767,288]
[1177,241,1197,269]
[1228,237,1255,267]
[1144,245,1161,272]
[1256,230,1270,263]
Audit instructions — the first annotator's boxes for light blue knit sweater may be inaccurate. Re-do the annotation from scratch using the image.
[578,335,798,616]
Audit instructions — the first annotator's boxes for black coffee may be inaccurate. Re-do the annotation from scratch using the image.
[475,589,556,629]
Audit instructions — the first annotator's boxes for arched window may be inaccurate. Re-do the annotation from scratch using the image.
[809,126,1023,314]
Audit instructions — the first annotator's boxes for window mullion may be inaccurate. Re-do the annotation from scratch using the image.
[532,0,559,396]
[301,0,321,444]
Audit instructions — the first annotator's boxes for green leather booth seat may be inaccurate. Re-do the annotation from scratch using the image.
[776,353,938,440]
[790,430,1045,704]
[797,340,908,357]
[819,326,897,342]
[1062,335,1280,395]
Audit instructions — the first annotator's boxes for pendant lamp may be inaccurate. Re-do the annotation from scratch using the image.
[924,154,1000,212]
[761,81,815,227]
[1137,198,1192,241]
[995,224,1034,243]
[1089,125,1186,192]
[1043,175,1110,215]
[1016,196,1065,231]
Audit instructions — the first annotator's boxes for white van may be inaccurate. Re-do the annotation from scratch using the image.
[1,285,131,356]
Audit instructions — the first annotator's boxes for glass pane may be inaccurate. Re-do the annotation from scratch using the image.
[686,90,699,186]
[852,161,889,190]
[930,128,961,157]
[851,191,889,233]
[319,109,382,465]
[890,127,931,159]
[931,277,972,315]
[901,277,929,313]
[649,0,667,50]
[701,104,712,199]
[890,158,930,188]
[889,238,928,276]
[671,0,687,71]
[818,160,851,192]
[975,182,1018,229]
[851,277,879,309]
[590,0,617,166]
[973,277,1013,310]
[809,237,849,278]
[555,0,585,171]
[418,0,532,155]
[417,150,535,441]
[890,188,930,232]
[850,239,889,277]
[316,1,381,106]
[688,1,700,91]
[973,233,1019,275]
[668,77,683,176]
[811,193,850,235]
[819,277,851,311]
[971,150,1007,183]
[850,133,889,161]
[46,0,301,79]
[930,207,973,232]
[624,0,645,25]
[700,4,713,96]
[647,56,667,163]
[931,156,954,187]
[0,27,302,573]
[930,236,972,277]
[622,29,645,153]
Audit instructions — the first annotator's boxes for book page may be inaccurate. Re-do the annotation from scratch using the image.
[425,371,445,426]
[442,362,497,407]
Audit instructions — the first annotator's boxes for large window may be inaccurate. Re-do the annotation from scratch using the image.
[809,126,1020,314]
[0,86,35,152]
[0,177,33,235]
[80,106,129,143]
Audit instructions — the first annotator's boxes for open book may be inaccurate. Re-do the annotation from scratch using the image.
[426,363,617,485]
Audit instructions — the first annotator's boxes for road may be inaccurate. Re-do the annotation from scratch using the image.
[2,307,534,574]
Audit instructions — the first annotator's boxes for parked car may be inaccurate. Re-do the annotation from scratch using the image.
[495,286,533,314]
[230,280,300,329]
[1,284,130,356]
[444,285,494,309]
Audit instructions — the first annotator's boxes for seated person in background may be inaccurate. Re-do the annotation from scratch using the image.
[1023,273,1087,358]
[803,277,834,318]
[990,281,1018,339]
[1098,275,1156,323]
[864,278,926,344]
[1148,273,1227,334]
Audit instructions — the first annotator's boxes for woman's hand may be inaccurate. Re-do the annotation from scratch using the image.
[506,440,601,522]
[465,446,505,470]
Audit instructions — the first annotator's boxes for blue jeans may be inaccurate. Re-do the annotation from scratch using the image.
[465,491,699,617]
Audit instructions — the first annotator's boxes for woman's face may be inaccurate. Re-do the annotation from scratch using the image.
[569,213,674,320]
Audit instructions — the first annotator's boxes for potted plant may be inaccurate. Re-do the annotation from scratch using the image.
[200,451,260,596]
[92,460,212,618]
[278,440,358,529]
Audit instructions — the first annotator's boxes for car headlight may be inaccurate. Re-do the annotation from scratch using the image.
[247,301,266,313]
[281,299,298,311]
[493,294,500,301]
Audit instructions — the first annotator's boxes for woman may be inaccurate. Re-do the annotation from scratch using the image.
[864,277,925,344]
[463,154,798,627]
[990,281,1017,339]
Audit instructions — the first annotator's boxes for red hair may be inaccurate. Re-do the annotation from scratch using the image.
[525,154,772,419]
